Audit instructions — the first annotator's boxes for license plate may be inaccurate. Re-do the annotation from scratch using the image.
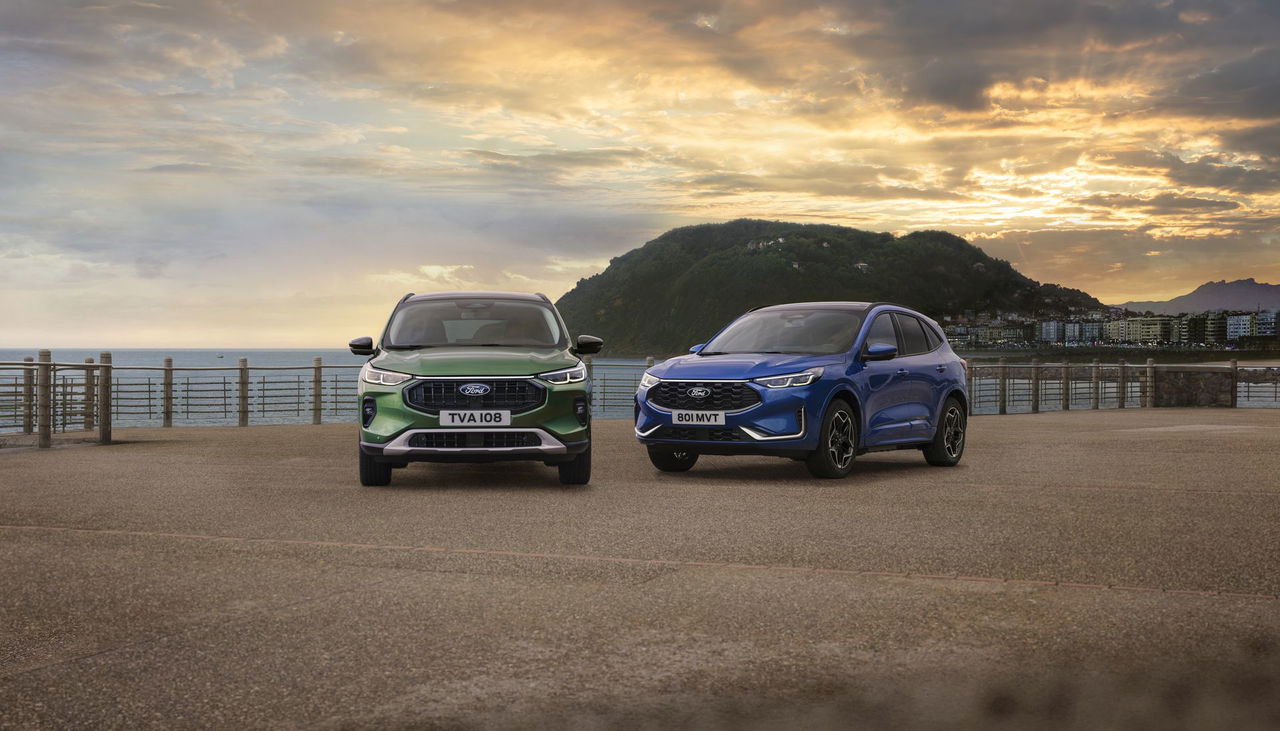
[671,410,726,426]
[439,410,511,426]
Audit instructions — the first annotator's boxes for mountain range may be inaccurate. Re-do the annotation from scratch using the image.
[555,219,1102,355]
[1118,279,1280,315]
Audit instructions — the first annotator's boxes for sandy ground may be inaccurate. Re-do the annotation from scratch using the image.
[2,410,1279,729]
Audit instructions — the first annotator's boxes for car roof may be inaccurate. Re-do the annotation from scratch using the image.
[750,301,874,312]
[401,290,551,304]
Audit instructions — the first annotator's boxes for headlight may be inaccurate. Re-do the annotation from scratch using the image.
[753,367,823,389]
[638,372,660,389]
[360,364,413,386]
[538,363,587,385]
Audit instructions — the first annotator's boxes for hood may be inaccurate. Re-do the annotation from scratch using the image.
[650,352,846,380]
[371,346,578,377]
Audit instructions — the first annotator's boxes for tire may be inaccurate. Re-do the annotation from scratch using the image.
[805,400,858,478]
[359,446,393,486]
[647,446,699,472]
[558,446,592,485]
[923,397,967,467]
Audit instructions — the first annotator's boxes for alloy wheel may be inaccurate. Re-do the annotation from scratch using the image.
[828,410,855,470]
[943,406,965,458]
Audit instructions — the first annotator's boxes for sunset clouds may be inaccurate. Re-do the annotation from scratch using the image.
[2,0,1279,345]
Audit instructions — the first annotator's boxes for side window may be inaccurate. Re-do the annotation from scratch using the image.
[923,322,942,350]
[894,314,931,356]
[864,314,898,352]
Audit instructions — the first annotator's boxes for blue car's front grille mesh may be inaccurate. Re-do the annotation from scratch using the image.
[408,432,541,448]
[649,381,761,411]
[405,380,545,415]
[653,427,744,441]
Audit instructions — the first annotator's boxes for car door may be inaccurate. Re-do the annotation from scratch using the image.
[860,312,916,445]
[890,313,938,437]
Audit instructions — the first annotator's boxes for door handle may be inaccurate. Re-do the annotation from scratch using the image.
[935,365,947,372]
[896,368,910,376]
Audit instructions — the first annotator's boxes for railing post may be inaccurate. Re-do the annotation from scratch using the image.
[98,352,112,444]
[1117,359,1127,409]
[22,356,34,434]
[83,358,96,430]
[37,350,52,448]
[312,357,323,425]
[1230,359,1238,408]
[1090,359,1100,410]
[584,355,594,381]
[1030,358,1040,413]
[163,357,174,427]
[1061,362,1071,411]
[998,357,1008,415]
[238,357,249,427]
[1145,358,1156,408]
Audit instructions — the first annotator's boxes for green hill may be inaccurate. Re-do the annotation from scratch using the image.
[555,219,1102,355]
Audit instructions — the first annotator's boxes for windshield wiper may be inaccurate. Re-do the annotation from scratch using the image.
[383,344,437,350]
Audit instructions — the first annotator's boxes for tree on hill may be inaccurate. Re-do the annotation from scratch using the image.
[556,219,1102,355]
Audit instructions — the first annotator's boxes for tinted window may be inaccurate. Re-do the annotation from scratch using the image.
[864,314,898,352]
[894,314,931,355]
[385,300,563,349]
[701,309,863,355]
[923,322,942,350]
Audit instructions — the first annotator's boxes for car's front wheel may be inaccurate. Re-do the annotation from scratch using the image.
[558,446,592,485]
[358,446,392,486]
[806,401,858,478]
[647,446,699,472]
[922,397,966,467]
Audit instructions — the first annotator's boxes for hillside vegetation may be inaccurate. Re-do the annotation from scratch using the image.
[556,219,1102,355]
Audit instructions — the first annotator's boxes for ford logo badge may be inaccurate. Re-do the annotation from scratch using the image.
[458,383,491,396]
[687,386,712,399]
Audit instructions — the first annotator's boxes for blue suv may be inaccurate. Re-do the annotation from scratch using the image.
[634,302,969,478]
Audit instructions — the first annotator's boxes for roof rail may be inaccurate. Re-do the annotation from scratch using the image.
[535,292,551,303]
[399,292,415,303]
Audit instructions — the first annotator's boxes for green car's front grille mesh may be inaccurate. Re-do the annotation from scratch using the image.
[404,379,546,415]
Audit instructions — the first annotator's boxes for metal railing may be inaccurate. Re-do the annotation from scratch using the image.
[4,353,1277,448]
[0,352,362,446]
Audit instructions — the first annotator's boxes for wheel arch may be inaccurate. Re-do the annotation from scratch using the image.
[824,386,864,445]
[944,387,968,415]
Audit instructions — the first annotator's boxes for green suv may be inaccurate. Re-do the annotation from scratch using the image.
[350,291,603,487]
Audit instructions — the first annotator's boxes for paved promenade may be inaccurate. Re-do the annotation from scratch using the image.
[2,410,1279,728]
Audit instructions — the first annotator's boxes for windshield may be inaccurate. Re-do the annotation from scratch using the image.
[701,309,863,355]
[384,299,565,349]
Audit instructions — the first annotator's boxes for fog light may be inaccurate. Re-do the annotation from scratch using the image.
[574,397,589,426]
[362,397,377,427]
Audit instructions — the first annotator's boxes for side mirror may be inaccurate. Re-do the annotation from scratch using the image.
[349,336,376,356]
[863,342,897,361]
[689,343,705,354]
[574,334,603,355]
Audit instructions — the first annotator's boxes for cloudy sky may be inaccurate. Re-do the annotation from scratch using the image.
[2,0,1279,346]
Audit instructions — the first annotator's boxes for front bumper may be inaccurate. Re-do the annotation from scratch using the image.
[358,376,590,463]
[635,379,821,455]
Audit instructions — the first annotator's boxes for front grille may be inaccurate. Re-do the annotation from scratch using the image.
[653,427,744,442]
[649,381,761,411]
[405,379,545,415]
[408,432,542,449]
